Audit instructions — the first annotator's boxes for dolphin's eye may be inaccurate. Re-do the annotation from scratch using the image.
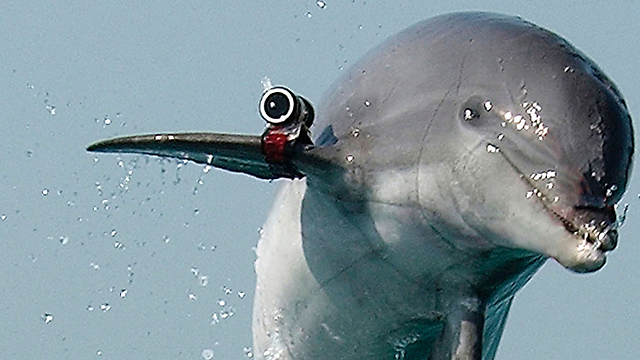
[260,87,296,125]
[460,96,489,125]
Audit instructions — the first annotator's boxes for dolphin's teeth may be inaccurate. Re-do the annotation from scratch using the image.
[517,163,616,252]
[592,239,602,251]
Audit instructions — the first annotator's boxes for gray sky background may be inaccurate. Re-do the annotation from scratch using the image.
[1,1,638,359]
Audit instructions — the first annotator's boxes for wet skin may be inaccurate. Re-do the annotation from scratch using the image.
[88,12,633,360]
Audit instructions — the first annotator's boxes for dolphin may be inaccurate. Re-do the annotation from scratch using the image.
[87,12,633,360]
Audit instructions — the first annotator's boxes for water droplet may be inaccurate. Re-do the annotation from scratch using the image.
[514,115,525,130]
[103,117,111,126]
[463,108,475,121]
[243,346,254,358]
[114,241,124,249]
[617,203,629,227]
[191,267,199,276]
[1,214,6,221]
[217,299,226,306]
[87,304,94,311]
[90,262,100,270]
[202,349,214,359]
[110,229,117,237]
[120,289,127,298]
[42,313,54,323]
[100,303,111,312]
[59,236,69,245]
[345,155,354,163]
[364,100,370,107]
[261,77,273,92]
[238,291,246,299]
[42,188,49,196]
[305,11,312,18]
[97,349,103,356]
[316,0,326,8]
[483,101,493,111]
[486,144,499,153]
[46,104,56,115]
[198,275,209,287]
[162,235,170,243]
[220,307,234,319]
[188,293,197,300]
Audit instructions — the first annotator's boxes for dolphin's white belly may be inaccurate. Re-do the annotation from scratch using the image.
[252,180,457,359]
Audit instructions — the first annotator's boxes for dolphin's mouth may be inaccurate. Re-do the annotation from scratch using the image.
[496,147,618,270]
[544,204,618,253]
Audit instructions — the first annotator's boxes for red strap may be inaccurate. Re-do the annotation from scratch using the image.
[262,132,289,163]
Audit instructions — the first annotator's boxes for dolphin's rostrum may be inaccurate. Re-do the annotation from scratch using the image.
[87,12,633,360]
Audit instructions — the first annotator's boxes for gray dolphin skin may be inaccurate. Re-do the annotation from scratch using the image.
[87,12,633,360]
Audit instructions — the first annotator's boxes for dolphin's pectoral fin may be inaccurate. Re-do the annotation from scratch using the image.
[481,296,513,360]
[87,133,301,180]
[429,297,484,360]
[87,132,345,181]
[86,87,349,181]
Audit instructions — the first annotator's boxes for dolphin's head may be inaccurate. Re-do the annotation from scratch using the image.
[308,12,633,273]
